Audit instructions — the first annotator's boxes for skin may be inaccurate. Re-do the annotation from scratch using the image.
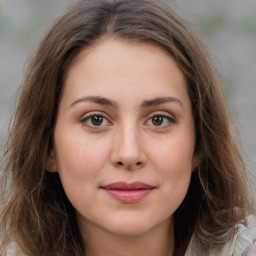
[47,40,200,256]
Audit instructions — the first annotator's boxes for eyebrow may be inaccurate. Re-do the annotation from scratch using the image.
[70,96,118,108]
[141,97,183,108]
[70,96,183,108]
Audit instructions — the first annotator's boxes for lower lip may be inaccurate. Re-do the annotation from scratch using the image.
[103,189,153,203]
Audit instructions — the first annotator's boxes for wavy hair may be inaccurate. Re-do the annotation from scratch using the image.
[1,0,255,255]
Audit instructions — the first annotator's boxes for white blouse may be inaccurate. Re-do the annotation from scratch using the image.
[185,215,256,256]
[6,215,256,256]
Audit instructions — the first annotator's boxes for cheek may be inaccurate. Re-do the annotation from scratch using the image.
[148,136,194,202]
[150,137,195,173]
[54,137,111,212]
[54,134,111,190]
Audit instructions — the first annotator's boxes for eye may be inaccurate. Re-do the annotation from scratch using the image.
[151,116,165,126]
[145,114,174,128]
[81,113,111,128]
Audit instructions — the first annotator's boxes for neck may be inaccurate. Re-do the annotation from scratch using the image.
[79,219,174,256]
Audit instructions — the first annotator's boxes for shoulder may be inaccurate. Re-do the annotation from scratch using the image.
[185,214,256,256]
[232,214,256,256]
[4,242,25,256]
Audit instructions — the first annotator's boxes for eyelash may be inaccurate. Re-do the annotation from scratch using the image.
[144,112,175,129]
[80,112,175,130]
[81,112,112,129]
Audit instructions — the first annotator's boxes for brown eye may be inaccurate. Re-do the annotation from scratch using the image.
[91,115,104,126]
[145,114,174,129]
[81,114,110,128]
[152,116,164,126]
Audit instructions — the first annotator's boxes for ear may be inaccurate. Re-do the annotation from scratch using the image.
[45,150,58,173]
[192,150,202,172]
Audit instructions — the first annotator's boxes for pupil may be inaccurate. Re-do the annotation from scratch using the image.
[152,116,163,126]
[92,115,103,126]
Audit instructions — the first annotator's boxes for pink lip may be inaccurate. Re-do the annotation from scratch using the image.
[101,182,155,203]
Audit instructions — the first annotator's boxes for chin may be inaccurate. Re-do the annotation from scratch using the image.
[101,214,171,237]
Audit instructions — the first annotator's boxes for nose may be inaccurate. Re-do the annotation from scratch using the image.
[110,124,147,170]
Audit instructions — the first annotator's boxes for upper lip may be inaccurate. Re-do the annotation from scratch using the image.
[101,182,155,190]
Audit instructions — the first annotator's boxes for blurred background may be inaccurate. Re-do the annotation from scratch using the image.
[0,0,256,183]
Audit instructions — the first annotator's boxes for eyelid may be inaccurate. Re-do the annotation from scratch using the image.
[144,111,175,128]
[146,111,175,121]
[81,111,110,120]
[81,111,113,128]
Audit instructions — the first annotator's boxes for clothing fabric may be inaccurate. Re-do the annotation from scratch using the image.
[6,216,256,256]
[185,215,256,256]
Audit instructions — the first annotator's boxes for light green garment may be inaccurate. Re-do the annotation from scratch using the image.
[185,215,256,256]
[233,223,256,256]
[6,216,256,256]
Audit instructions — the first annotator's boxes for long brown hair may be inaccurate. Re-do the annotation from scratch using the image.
[1,0,255,255]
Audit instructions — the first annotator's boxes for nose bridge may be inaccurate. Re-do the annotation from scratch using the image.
[112,119,146,168]
[120,121,139,155]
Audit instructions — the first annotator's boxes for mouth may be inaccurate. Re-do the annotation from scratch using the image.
[100,182,155,203]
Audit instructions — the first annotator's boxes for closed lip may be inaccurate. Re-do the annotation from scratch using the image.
[101,182,155,190]
[100,182,156,203]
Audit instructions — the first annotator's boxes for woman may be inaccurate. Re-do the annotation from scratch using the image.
[1,0,255,255]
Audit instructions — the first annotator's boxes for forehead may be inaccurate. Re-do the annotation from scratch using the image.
[67,39,181,79]
[61,39,190,109]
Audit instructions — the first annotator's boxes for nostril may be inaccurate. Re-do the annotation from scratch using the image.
[115,161,144,168]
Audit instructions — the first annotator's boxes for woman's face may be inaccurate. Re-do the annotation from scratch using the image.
[48,40,199,238]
